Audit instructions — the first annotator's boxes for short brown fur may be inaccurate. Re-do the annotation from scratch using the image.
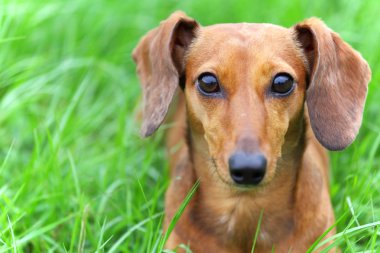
[133,11,371,252]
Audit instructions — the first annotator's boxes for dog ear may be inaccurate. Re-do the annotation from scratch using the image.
[293,18,371,150]
[132,11,199,137]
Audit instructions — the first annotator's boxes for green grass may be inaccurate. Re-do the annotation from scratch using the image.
[0,0,379,252]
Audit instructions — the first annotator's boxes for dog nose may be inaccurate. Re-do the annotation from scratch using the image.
[228,152,267,185]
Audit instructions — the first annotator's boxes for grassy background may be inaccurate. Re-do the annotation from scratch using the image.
[0,0,379,252]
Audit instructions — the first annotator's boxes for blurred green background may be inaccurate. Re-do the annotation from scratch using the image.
[0,0,379,252]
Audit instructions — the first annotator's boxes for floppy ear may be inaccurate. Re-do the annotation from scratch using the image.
[132,11,199,137]
[293,18,371,151]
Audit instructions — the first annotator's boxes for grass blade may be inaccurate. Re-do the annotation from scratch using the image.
[251,209,264,253]
[7,215,17,253]
[156,180,200,252]
[107,212,163,253]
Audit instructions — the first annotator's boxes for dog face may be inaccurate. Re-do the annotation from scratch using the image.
[184,24,308,186]
[133,11,370,188]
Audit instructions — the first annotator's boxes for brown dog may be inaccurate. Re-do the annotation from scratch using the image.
[132,11,371,252]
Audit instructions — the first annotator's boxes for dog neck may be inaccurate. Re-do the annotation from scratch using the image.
[182,118,307,251]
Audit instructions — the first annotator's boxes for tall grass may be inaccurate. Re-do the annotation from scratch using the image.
[0,0,379,252]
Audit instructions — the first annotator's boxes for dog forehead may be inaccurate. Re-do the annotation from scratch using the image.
[203,22,289,35]
[188,23,296,61]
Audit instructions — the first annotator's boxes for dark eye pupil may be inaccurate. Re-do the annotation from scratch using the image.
[198,74,220,94]
[271,74,294,94]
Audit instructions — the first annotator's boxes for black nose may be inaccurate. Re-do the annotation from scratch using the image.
[228,152,267,185]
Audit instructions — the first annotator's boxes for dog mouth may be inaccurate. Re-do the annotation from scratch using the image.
[210,157,260,190]
[210,157,235,186]
[210,156,270,190]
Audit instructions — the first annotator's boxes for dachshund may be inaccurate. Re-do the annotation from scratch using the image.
[132,11,371,252]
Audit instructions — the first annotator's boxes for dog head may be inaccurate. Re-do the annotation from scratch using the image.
[133,11,371,187]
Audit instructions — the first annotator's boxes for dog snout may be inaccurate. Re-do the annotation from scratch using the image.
[228,152,267,186]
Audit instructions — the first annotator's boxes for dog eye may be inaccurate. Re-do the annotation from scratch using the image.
[271,73,294,95]
[197,73,221,95]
